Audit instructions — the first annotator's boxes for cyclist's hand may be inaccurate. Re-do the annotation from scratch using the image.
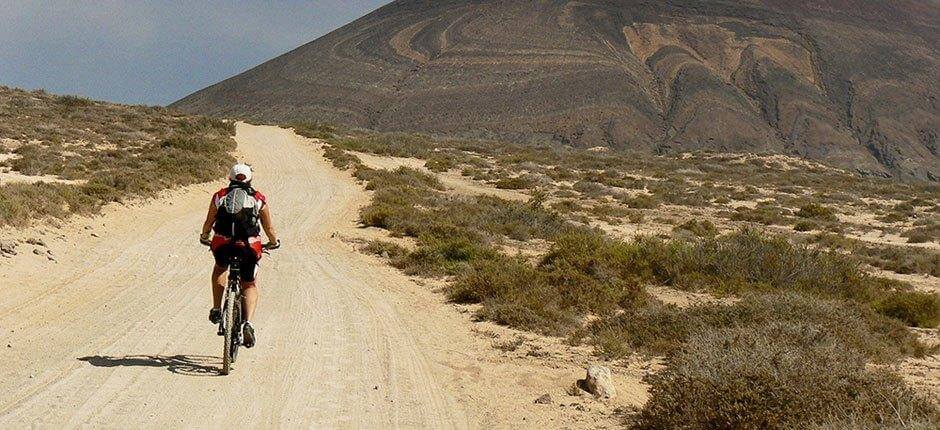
[199,233,212,246]
[263,240,281,250]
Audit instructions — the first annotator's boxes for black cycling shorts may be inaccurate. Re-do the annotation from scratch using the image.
[212,242,260,283]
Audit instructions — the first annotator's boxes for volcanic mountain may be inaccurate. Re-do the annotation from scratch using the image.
[172,0,940,181]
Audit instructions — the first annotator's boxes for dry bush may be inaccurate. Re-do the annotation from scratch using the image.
[494,175,536,190]
[873,291,940,328]
[797,203,838,222]
[323,145,361,170]
[673,219,717,238]
[902,218,939,244]
[810,233,940,277]
[424,155,456,173]
[620,194,661,209]
[361,240,407,259]
[588,293,925,360]
[729,205,789,225]
[633,322,938,430]
[290,122,338,139]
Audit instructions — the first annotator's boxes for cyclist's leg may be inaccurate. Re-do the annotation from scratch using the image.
[210,248,230,310]
[243,281,258,321]
[211,265,226,308]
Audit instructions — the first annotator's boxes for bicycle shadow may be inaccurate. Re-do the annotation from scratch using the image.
[77,354,221,377]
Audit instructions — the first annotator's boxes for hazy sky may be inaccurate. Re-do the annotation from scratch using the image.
[0,1,388,106]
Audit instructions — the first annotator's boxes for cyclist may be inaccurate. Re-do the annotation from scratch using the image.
[200,163,279,348]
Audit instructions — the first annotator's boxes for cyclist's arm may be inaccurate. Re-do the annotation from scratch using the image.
[201,199,217,237]
[259,205,278,244]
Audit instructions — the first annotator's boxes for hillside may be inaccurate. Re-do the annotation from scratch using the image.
[0,86,234,226]
[172,0,939,181]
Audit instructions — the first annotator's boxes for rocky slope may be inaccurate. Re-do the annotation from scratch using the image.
[172,0,939,181]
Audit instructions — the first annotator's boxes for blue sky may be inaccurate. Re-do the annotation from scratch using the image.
[0,1,388,105]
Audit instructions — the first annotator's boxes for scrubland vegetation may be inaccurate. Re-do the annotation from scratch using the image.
[0,86,235,226]
[315,127,939,429]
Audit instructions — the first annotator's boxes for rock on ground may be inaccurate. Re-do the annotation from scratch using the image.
[578,365,616,399]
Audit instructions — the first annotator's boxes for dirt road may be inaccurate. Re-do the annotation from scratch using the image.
[0,124,478,428]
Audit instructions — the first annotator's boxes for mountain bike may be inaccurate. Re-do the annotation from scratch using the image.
[208,240,279,375]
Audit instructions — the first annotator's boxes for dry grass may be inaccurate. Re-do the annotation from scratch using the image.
[633,321,938,429]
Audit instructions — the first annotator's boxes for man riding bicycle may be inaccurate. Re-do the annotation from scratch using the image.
[200,163,279,348]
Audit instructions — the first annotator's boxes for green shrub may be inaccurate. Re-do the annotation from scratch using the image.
[633,322,938,429]
[873,291,940,328]
[323,146,361,170]
[797,203,837,221]
[395,236,499,276]
[291,122,337,139]
[424,155,456,173]
[448,233,651,335]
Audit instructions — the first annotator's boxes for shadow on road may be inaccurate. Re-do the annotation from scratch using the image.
[78,354,220,376]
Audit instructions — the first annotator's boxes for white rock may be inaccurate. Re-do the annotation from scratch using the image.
[580,365,616,399]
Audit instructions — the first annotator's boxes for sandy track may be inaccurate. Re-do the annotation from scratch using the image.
[0,124,470,428]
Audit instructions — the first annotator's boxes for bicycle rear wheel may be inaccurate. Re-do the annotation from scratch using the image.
[221,289,236,375]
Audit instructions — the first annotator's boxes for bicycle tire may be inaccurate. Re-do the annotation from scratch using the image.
[221,289,236,375]
[231,298,242,363]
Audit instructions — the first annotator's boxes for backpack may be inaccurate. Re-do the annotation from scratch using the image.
[214,182,262,239]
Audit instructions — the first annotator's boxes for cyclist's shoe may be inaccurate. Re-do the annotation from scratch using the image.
[209,308,221,324]
[243,321,256,348]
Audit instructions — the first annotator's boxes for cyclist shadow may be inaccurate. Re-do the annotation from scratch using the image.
[78,354,221,377]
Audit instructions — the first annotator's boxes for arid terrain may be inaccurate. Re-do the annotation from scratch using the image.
[173,0,939,181]
[1,123,637,428]
[1,108,937,427]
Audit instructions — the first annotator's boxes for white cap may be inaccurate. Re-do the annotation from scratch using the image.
[229,163,253,182]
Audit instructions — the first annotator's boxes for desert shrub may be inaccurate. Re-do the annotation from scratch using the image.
[395,236,499,276]
[902,219,939,244]
[662,230,878,299]
[572,180,607,198]
[673,219,717,238]
[323,146,361,170]
[424,155,456,173]
[588,293,924,360]
[588,204,635,221]
[494,175,535,190]
[56,94,93,108]
[873,291,940,328]
[329,132,435,158]
[551,199,582,213]
[793,220,816,232]
[361,240,408,260]
[810,233,940,277]
[448,230,656,334]
[797,203,838,222]
[291,122,337,139]
[361,166,444,192]
[621,194,661,209]
[633,322,938,430]
[729,205,788,225]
